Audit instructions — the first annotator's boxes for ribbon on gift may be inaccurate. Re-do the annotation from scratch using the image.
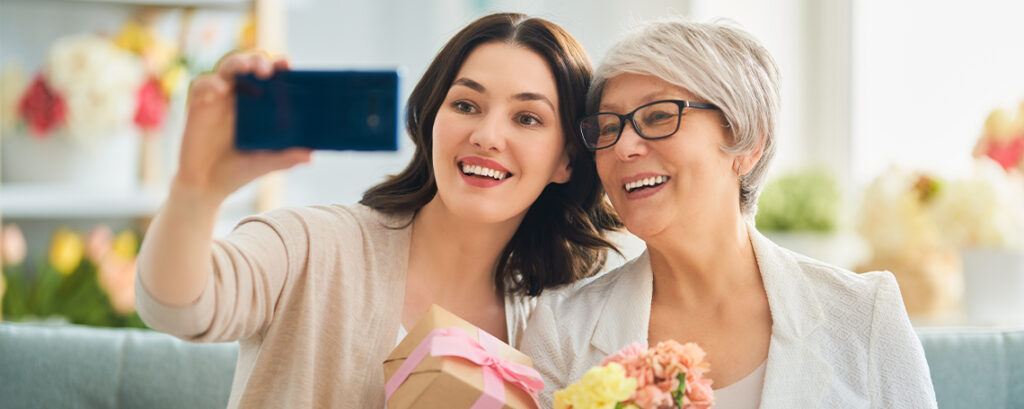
[384,327,544,409]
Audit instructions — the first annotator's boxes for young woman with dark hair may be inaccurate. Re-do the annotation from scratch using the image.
[134,12,620,408]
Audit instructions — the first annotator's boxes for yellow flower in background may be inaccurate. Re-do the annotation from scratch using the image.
[238,13,256,50]
[115,20,184,93]
[554,362,636,409]
[49,228,84,275]
[159,63,188,97]
[114,21,152,55]
[112,230,139,261]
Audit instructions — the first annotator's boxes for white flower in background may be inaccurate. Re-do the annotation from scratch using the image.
[0,63,28,133]
[859,166,944,258]
[931,158,1024,250]
[44,34,144,144]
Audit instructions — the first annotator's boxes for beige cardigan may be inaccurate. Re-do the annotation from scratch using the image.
[519,228,937,409]
[136,204,534,409]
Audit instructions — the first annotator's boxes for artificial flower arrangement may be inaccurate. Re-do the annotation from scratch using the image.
[973,103,1024,173]
[554,341,714,409]
[856,158,1024,317]
[1,223,146,328]
[2,20,187,142]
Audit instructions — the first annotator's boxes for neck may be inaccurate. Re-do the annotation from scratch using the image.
[407,196,524,297]
[646,207,759,309]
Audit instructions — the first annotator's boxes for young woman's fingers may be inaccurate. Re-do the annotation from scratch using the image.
[272,57,292,72]
[186,74,230,106]
[214,52,256,82]
[251,53,275,80]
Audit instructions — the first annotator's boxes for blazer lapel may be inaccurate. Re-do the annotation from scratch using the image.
[590,251,654,356]
[749,227,831,408]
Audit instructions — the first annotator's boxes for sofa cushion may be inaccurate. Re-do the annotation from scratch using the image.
[0,323,237,409]
[918,327,1024,409]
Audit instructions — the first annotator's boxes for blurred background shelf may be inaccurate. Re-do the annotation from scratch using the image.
[29,0,250,8]
[0,183,257,221]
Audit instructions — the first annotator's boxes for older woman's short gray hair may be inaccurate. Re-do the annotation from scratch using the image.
[589,18,781,216]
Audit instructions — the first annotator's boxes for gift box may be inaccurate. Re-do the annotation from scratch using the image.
[383,304,543,409]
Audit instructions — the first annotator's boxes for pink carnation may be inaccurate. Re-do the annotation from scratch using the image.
[683,376,714,409]
[602,342,647,367]
[633,384,674,409]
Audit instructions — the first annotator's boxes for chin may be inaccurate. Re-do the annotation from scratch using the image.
[443,196,521,225]
[620,212,666,241]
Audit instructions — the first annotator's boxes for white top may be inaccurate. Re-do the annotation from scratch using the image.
[397,325,407,347]
[714,360,767,409]
[519,226,938,409]
[395,294,536,348]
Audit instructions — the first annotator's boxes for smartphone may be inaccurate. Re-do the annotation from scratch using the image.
[234,70,400,151]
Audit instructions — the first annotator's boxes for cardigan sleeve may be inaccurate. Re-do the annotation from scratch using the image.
[867,272,938,408]
[136,208,308,343]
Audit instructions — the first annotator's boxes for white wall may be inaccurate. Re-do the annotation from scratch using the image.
[851,0,1024,185]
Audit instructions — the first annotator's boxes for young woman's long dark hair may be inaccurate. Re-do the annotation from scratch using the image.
[361,12,622,296]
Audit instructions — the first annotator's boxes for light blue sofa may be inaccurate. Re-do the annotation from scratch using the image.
[0,323,1021,408]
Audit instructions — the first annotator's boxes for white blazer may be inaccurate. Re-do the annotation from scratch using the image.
[519,228,938,409]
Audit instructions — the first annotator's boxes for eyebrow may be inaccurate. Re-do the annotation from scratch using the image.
[514,92,555,113]
[453,77,556,113]
[453,77,485,93]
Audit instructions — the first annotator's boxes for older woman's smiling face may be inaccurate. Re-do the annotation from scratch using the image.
[594,73,739,240]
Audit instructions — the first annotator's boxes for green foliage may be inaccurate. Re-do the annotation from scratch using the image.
[673,372,687,408]
[2,259,146,328]
[756,169,840,232]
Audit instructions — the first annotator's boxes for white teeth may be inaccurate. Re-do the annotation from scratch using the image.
[461,163,507,181]
[624,176,669,192]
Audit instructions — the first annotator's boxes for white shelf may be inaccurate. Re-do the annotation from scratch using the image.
[31,0,249,8]
[1,184,166,219]
[0,183,258,219]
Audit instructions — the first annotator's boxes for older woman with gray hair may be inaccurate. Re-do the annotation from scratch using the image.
[520,18,937,408]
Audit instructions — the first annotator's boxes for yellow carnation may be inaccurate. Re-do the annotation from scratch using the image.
[553,362,636,409]
[49,228,84,275]
[112,230,139,261]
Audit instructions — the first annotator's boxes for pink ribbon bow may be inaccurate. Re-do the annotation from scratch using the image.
[385,327,544,409]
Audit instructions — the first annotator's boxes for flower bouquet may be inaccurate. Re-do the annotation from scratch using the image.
[554,341,714,409]
[0,20,189,188]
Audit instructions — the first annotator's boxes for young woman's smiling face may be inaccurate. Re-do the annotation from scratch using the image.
[431,41,571,225]
[594,73,738,239]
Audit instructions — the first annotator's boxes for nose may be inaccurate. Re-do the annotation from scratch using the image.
[468,112,507,152]
[613,120,648,161]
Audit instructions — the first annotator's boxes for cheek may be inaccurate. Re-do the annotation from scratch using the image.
[431,112,469,157]
[521,132,568,176]
[594,152,618,191]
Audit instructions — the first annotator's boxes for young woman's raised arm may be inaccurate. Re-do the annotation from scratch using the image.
[136,53,310,313]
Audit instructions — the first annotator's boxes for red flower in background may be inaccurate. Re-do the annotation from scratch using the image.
[133,77,166,131]
[18,74,67,137]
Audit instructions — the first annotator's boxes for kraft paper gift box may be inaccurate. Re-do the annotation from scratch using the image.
[382,304,543,409]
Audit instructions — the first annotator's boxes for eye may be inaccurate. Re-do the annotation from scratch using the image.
[452,100,478,114]
[600,123,620,136]
[643,110,675,125]
[517,113,543,126]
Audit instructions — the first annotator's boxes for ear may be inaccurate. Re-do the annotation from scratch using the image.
[736,134,766,177]
[550,151,573,184]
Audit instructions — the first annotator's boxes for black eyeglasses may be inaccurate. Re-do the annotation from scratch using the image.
[578,99,721,151]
